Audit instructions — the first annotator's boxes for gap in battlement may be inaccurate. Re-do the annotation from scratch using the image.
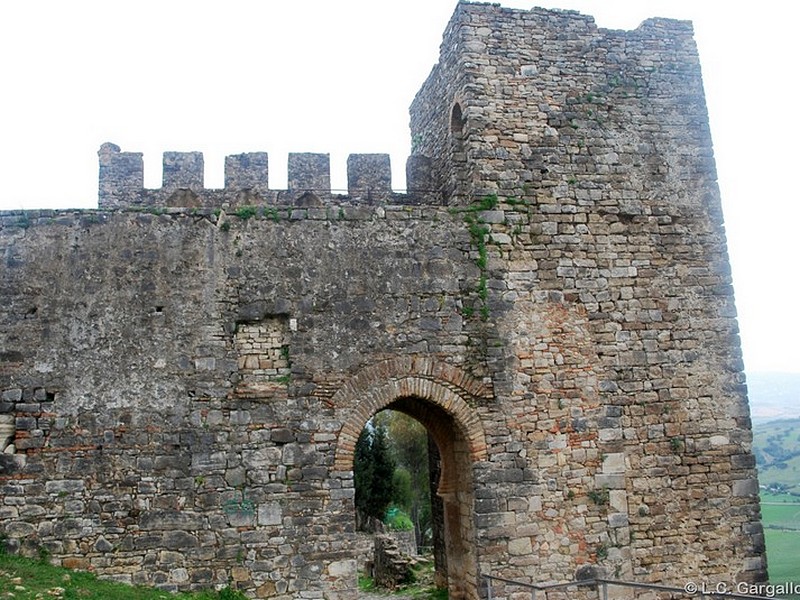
[271,152,288,191]
[329,154,346,193]
[143,156,160,190]
[203,150,226,190]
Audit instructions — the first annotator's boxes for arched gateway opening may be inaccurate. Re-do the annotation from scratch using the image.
[334,359,488,600]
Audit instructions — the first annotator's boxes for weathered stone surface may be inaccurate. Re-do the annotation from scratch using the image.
[346,154,392,199]
[257,502,282,526]
[94,536,114,553]
[373,535,413,589]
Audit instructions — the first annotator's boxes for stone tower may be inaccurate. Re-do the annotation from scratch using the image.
[0,2,765,599]
[409,1,766,592]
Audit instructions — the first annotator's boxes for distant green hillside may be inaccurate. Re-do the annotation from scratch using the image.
[753,418,800,495]
[753,418,800,587]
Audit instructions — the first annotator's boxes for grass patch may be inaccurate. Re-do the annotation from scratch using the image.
[358,560,447,599]
[359,573,378,593]
[234,206,257,220]
[759,494,800,591]
[764,528,800,587]
[761,492,800,504]
[0,553,245,600]
[761,502,800,531]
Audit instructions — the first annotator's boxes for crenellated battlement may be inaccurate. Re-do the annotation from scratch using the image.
[98,143,438,209]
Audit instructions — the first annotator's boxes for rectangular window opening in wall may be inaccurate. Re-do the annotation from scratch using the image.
[234,317,292,397]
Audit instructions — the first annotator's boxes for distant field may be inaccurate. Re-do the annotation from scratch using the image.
[761,502,800,530]
[764,529,800,597]
[762,493,800,504]
[760,495,800,596]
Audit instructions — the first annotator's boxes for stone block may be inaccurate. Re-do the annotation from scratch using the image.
[608,512,629,528]
[140,511,204,531]
[158,550,185,566]
[94,537,114,553]
[98,143,144,208]
[594,474,625,490]
[732,478,759,497]
[170,568,189,583]
[225,152,269,192]
[63,557,91,570]
[162,152,203,192]
[328,559,356,577]
[347,154,391,196]
[163,530,199,550]
[406,155,433,195]
[478,210,505,224]
[609,490,628,513]
[603,453,626,474]
[1,389,23,402]
[258,501,282,526]
[271,428,294,444]
[225,467,247,488]
[5,521,36,537]
[14,416,36,430]
[45,480,85,494]
[508,537,533,555]
[288,153,330,193]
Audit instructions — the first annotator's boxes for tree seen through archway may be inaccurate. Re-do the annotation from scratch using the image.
[353,417,395,531]
[354,410,435,550]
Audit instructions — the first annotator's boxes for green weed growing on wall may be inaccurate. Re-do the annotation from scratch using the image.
[453,194,498,321]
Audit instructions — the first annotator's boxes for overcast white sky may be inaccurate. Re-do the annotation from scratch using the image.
[0,1,797,375]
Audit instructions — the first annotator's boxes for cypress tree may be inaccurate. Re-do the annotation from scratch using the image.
[354,421,396,529]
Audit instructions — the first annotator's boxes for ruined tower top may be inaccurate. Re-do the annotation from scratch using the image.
[410,2,706,205]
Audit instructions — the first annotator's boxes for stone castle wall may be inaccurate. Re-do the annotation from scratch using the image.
[0,2,765,599]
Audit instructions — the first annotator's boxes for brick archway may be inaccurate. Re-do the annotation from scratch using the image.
[333,357,489,599]
[334,357,489,469]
